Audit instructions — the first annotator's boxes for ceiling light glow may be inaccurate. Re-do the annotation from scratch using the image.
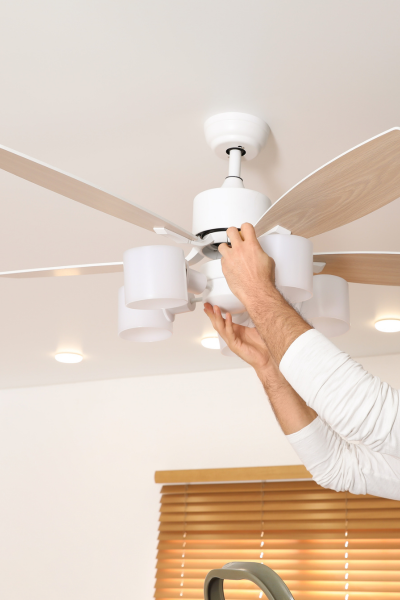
[55,352,83,363]
[201,337,220,350]
[375,319,400,333]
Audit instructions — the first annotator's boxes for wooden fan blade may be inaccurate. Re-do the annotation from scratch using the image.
[0,263,123,278]
[314,252,400,286]
[0,145,197,242]
[255,128,400,238]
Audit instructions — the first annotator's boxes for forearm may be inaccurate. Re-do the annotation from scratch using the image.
[247,284,312,364]
[256,362,317,435]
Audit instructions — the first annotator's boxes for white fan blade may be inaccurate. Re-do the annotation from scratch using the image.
[0,145,197,241]
[255,128,400,239]
[0,263,123,278]
[313,251,400,286]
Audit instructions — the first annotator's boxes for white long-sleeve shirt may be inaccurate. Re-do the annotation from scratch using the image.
[280,329,400,500]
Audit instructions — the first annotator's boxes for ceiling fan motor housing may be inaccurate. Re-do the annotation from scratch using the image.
[192,187,271,237]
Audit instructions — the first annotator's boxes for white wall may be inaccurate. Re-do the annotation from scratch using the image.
[0,353,398,600]
[0,367,299,600]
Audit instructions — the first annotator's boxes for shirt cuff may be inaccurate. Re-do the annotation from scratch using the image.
[285,416,321,444]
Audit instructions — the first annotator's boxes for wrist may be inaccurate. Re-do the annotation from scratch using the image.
[242,281,277,311]
[255,360,280,385]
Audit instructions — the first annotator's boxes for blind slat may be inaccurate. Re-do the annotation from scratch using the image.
[157,549,400,560]
[159,519,400,531]
[161,499,399,511]
[156,558,400,570]
[158,530,400,540]
[158,538,400,549]
[155,591,400,600]
[155,579,400,592]
[161,491,356,503]
[160,509,400,522]
[155,568,400,581]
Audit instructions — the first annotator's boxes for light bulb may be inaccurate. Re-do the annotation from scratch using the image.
[201,337,220,349]
[375,319,400,332]
[55,352,83,364]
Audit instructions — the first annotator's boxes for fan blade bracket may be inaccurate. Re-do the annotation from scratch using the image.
[260,225,292,237]
[185,248,204,266]
[153,227,191,244]
[313,262,326,274]
[153,226,215,247]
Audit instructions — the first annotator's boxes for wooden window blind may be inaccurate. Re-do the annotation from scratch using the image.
[156,480,400,600]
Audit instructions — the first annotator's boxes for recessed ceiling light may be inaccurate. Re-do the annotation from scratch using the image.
[201,337,220,350]
[375,319,400,333]
[55,352,83,363]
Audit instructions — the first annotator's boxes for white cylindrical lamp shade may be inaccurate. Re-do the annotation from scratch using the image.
[200,259,245,315]
[258,234,313,304]
[123,245,188,310]
[186,268,207,295]
[118,287,173,342]
[301,274,350,337]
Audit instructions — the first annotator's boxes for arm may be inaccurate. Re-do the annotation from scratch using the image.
[204,304,317,435]
[219,224,400,458]
[289,416,400,500]
[204,305,400,500]
[280,329,400,457]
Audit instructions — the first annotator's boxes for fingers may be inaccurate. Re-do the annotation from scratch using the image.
[204,304,236,347]
[218,242,229,258]
[203,303,216,327]
[212,305,227,338]
[224,312,237,345]
[240,222,257,242]
[204,303,225,335]
[226,227,243,246]
[223,224,257,250]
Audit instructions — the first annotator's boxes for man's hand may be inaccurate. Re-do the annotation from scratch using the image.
[217,222,312,364]
[204,302,317,435]
[218,223,276,308]
[204,302,271,373]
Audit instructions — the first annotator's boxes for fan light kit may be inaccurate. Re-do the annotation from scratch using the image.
[375,319,400,333]
[55,352,83,364]
[1,112,400,355]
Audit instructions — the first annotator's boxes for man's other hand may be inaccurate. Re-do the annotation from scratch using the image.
[204,303,271,373]
[218,223,276,309]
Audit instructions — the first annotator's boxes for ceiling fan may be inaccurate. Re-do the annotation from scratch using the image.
[1,112,400,348]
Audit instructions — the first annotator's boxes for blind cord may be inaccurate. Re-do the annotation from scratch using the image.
[179,484,188,598]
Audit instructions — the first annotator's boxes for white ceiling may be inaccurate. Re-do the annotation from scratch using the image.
[1,0,400,388]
